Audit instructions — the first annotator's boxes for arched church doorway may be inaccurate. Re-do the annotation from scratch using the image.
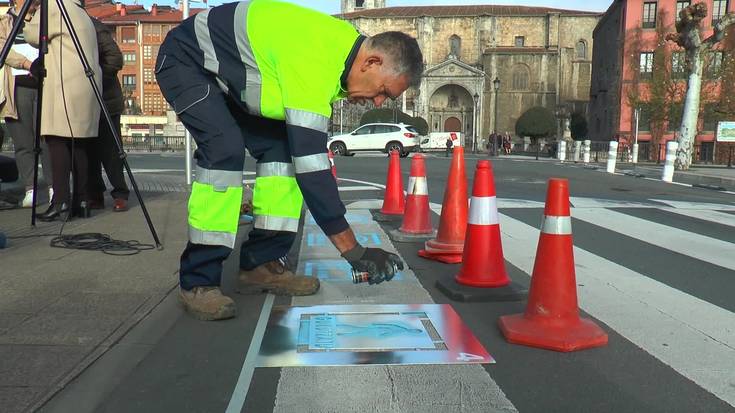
[444,117,461,132]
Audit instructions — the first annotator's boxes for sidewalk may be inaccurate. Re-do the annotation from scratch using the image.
[0,192,188,413]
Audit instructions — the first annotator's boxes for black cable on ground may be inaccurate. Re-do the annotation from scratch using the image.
[49,232,155,255]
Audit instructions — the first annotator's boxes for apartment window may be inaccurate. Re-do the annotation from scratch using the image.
[355,0,365,9]
[713,0,728,24]
[143,45,152,60]
[514,36,525,47]
[449,35,461,58]
[676,0,690,21]
[576,40,587,59]
[638,105,651,131]
[642,2,657,28]
[122,74,136,87]
[123,52,136,65]
[707,51,724,76]
[672,52,686,78]
[668,103,683,131]
[640,52,654,77]
[120,27,135,44]
[703,103,720,131]
[143,68,155,84]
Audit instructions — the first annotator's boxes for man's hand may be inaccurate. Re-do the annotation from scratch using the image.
[342,245,404,285]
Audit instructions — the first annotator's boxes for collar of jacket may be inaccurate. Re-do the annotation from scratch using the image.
[340,34,366,94]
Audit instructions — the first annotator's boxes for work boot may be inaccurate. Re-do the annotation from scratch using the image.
[238,259,320,296]
[178,286,237,321]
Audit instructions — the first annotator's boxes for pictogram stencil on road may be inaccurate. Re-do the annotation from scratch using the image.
[303,259,404,282]
[306,232,382,247]
[257,304,493,367]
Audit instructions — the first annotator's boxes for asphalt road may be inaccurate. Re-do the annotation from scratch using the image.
[40,152,735,413]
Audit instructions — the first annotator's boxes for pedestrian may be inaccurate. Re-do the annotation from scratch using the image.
[445,136,452,157]
[18,0,103,221]
[87,17,130,212]
[155,0,421,320]
[1,3,53,208]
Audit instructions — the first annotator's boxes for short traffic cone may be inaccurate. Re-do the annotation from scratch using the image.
[328,150,337,179]
[389,154,436,242]
[374,150,405,222]
[418,146,468,264]
[436,160,525,302]
[498,178,608,352]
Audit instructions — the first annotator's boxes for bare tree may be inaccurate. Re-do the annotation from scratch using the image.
[666,2,735,170]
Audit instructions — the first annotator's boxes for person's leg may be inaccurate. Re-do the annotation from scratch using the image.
[99,114,130,204]
[7,86,37,191]
[71,139,89,215]
[87,116,107,207]
[40,136,72,220]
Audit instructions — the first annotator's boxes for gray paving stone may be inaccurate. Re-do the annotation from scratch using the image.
[43,292,151,318]
[0,289,64,314]
[0,313,32,334]
[0,386,45,413]
[0,313,125,345]
[0,344,92,386]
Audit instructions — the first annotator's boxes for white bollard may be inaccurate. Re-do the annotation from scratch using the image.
[661,141,678,183]
[632,143,639,164]
[558,140,567,162]
[582,140,591,163]
[573,140,581,162]
[606,141,618,173]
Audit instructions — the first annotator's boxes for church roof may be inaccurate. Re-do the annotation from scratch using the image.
[339,5,601,18]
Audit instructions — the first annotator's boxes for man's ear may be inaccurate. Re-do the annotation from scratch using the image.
[361,54,384,72]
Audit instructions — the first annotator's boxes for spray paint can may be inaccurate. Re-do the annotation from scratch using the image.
[351,269,370,284]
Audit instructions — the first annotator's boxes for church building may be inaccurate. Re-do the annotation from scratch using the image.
[337,1,602,148]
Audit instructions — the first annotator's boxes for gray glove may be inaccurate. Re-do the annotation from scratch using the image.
[342,245,404,285]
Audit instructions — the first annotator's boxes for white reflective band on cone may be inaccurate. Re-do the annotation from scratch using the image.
[407,176,428,195]
[468,196,499,225]
[540,215,572,235]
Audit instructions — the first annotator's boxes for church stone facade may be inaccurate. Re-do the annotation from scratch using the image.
[337,2,601,148]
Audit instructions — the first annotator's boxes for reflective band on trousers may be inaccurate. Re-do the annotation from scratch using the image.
[194,11,221,86]
[195,166,243,189]
[407,177,428,196]
[293,153,330,174]
[254,215,300,232]
[189,227,236,248]
[234,1,262,116]
[540,215,572,235]
[256,162,295,178]
[468,196,499,225]
[285,108,329,132]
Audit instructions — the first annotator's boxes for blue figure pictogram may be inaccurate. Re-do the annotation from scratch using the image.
[335,322,424,338]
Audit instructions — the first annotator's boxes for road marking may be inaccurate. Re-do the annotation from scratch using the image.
[572,208,735,271]
[662,207,735,228]
[651,199,735,210]
[225,293,275,413]
[337,185,381,192]
[338,177,386,189]
[569,197,658,209]
[499,213,735,408]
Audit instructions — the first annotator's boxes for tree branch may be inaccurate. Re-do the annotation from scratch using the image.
[704,12,735,46]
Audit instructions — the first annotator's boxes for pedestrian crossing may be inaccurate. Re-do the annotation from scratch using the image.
[263,196,735,412]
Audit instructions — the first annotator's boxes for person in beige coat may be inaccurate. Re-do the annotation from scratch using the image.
[18,0,102,220]
[0,6,54,207]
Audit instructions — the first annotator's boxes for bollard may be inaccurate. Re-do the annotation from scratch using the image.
[558,140,567,162]
[632,143,639,164]
[582,140,591,163]
[573,141,581,162]
[661,141,678,182]
[606,141,618,173]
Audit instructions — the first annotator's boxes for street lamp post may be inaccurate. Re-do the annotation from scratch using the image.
[493,77,500,156]
[472,92,479,153]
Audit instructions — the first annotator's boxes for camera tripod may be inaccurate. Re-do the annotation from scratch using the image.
[0,0,161,248]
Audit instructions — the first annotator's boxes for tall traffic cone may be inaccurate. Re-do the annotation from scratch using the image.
[373,150,405,222]
[498,178,608,352]
[436,160,525,302]
[328,150,337,179]
[418,146,468,264]
[389,154,436,242]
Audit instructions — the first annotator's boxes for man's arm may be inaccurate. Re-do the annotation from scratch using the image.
[92,18,123,77]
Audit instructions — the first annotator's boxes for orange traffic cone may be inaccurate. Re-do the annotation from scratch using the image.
[436,160,525,302]
[389,154,436,242]
[498,178,608,352]
[418,146,468,264]
[373,150,405,222]
[328,150,337,179]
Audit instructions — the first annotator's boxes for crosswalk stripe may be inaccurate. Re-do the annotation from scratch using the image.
[651,199,735,210]
[498,212,735,408]
[662,207,735,228]
[571,208,735,271]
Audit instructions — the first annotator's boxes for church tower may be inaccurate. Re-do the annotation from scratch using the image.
[341,0,386,14]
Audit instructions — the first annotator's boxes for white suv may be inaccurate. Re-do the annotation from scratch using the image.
[327,123,421,157]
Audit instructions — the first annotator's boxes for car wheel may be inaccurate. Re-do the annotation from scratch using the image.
[330,142,347,156]
[399,151,409,158]
[385,141,403,155]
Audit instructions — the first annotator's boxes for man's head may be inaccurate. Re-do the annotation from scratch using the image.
[345,31,423,107]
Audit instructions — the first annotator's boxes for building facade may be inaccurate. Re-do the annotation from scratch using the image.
[589,0,734,156]
[338,2,601,148]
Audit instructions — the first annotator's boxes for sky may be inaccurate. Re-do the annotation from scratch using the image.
[139,0,613,14]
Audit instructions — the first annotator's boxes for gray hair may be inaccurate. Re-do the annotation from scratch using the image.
[365,31,424,88]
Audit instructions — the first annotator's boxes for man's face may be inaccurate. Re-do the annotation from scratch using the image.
[347,55,410,107]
